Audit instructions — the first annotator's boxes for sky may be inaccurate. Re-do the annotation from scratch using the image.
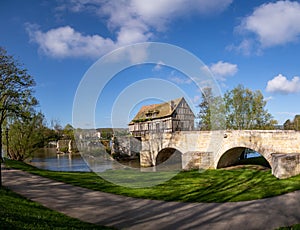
[1,0,300,128]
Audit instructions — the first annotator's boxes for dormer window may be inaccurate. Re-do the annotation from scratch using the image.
[146,110,159,118]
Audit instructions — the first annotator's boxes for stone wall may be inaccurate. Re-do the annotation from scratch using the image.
[56,140,78,153]
[182,151,213,170]
[111,136,141,157]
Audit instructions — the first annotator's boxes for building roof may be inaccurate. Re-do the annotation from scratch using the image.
[130,97,183,123]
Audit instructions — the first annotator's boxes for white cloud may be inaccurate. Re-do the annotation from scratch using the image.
[153,61,166,71]
[128,0,233,30]
[236,1,300,51]
[266,74,300,94]
[28,0,232,58]
[277,111,300,116]
[26,24,116,58]
[200,65,211,75]
[69,0,233,31]
[264,96,273,102]
[169,76,192,85]
[226,39,254,56]
[209,61,238,81]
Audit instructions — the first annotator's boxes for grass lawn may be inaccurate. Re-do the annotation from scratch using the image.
[0,187,114,230]
[277,225,300,230]
[4,158,300,203]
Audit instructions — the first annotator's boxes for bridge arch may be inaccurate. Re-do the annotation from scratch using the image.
[216,146,272,169]
[156,147,182,167]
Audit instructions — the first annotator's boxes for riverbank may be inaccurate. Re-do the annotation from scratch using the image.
[4,159,300,203]
[2,166,300,230]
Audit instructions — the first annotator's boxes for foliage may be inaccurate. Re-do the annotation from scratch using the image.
[100,129,113,140]
[59,146,69,153]
[0,187,114,230]
[198,88,212,130]
[294,115,300,130]
[198,88,226,130]
[62,123,75,140]
[50,119,63,139]
[5,112,49,161]
[277,224,300,230]
[0,47,38,162]
[42,126,60,143]
[283,119,294,130]
[224,84,277,129]
[198,84,277,130]
[283,115,300,130]
[5,159,300,203]
[0,48,58,161]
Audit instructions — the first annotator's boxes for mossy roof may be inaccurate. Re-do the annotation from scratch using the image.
[130,97,183,123]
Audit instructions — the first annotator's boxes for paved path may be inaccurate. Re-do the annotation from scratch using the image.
[2,168,300,230]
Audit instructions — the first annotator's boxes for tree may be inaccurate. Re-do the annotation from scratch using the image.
[6,112,47,161]
[293,115,300,131]
[283,115,300,130]
[62,124,75,140]
[198,87,226,130]
[50,119,63,139]
[224,85,276,130]
[198,85,277,130]
[198,88,213,130]
[283,119,294,130]
[0,47,37,186]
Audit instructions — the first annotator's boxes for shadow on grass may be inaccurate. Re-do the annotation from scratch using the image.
[0,187,115,230]
[4,159,300,203]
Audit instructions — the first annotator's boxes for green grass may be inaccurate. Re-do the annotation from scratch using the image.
[0,187,114,230]
[4,159,300,203]
[277,224,300,230]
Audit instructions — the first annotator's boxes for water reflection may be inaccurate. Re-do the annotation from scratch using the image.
[30,148,140,172]
[30,148,262,173]
[30,148,110,172]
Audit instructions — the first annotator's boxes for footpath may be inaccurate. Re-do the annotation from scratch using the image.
[2,168,300,230]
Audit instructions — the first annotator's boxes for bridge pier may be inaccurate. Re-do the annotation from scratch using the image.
[140,150,155,167]
[182,152,214,170]
[272,153,300,179]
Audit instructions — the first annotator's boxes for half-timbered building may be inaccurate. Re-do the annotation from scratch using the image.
[129,97,195,137]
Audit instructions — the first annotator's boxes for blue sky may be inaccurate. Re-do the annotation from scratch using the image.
[1,0,300,128]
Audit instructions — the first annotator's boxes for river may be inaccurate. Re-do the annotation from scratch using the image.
[30,148,140,172]
[29,148,261,172]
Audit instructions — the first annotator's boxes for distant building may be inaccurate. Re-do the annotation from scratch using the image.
[129,97,195,137]
[77,129,101,141]
[274,124,284,130]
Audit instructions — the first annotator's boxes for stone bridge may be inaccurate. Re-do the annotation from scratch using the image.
[139,130,300,179]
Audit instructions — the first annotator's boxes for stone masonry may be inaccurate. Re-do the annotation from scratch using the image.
[139,130,300,179]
